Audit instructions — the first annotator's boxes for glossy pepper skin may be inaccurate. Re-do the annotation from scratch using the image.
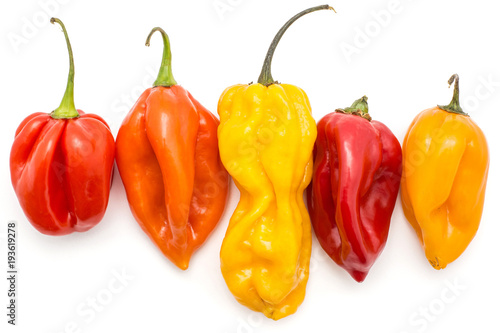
[218,5,333,320]
[307,97,402,282]
[10,18,115,236]
[401,75,489,270]
[116,28,229,270]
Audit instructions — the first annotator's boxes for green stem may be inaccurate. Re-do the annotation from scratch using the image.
[257,5,335,86]
[336,96,372,121]
[438,74,468,116]
[146,27,177,87]
[50,18,79,119]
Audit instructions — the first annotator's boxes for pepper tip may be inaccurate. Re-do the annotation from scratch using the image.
[350,270,368,283]
[428,257,447,270]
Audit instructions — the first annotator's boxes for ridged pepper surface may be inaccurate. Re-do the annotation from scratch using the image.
[307,96,402,282]
[401,74,489,269]
[116,28,228,270]
[218,5,333,320]
[10,18,115,235]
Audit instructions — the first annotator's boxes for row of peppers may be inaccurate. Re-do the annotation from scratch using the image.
[10,6,489,320]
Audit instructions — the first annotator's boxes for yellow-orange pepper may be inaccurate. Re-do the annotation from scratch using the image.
[218,5,333,320]
[401,74,489,269]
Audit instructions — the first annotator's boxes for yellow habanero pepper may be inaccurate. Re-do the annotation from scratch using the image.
[218,5,333,320]
[401,74,489,270]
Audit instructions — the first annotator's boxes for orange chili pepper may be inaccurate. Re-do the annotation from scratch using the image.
[401,74,489,269]
[116,27,229,269]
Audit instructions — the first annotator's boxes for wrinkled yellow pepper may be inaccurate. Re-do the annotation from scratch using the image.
[401,74,489,270]
[218,5,332,320]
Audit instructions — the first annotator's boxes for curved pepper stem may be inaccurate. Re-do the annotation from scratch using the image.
[438,74,468,116]
[336,96,372,121]
[257,5,335,86]
[146,27,177,87]
[50,18,79,119]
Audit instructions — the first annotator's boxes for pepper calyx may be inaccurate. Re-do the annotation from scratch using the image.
[336,96,372,121]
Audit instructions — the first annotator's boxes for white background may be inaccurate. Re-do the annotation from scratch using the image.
[1,0,499,332]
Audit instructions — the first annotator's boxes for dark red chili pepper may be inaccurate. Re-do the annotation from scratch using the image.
[307,96,402,282]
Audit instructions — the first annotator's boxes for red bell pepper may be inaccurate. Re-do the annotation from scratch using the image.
[307,96,402,282]
[10,18,115,235]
